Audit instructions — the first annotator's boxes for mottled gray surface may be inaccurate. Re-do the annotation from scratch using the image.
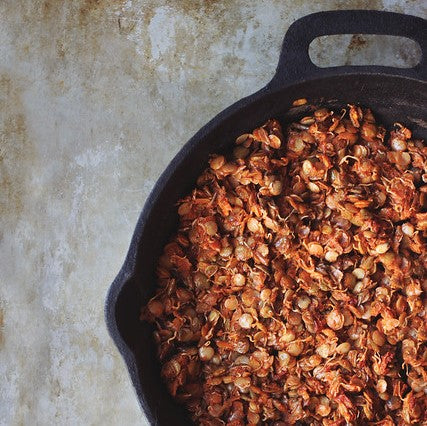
[0,1,425,425]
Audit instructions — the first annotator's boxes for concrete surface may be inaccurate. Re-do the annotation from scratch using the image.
[0,0,425,425]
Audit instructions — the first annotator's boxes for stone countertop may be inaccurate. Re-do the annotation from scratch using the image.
[0,1,425,425]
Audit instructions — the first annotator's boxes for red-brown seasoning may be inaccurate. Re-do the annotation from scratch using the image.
[141,105,426,425]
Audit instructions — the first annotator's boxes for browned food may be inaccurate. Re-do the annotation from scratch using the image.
[141,105,427,425]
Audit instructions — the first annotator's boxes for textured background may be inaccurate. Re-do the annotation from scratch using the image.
[0,1,425,425]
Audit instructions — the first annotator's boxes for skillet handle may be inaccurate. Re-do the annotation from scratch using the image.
[267,10,427,90]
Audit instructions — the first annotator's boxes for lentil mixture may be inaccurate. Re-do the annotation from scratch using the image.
[141,105,427,425]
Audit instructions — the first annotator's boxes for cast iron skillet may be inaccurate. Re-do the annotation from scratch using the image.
[106,10,426,425]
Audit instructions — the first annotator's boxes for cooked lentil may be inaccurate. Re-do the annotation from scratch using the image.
[141,105,426,425]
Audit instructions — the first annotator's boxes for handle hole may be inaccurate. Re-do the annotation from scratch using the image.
[309,34,421,68]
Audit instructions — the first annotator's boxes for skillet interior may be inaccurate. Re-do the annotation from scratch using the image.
[110,73,426,425]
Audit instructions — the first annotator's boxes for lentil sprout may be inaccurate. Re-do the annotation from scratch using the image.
[141,105,426,425]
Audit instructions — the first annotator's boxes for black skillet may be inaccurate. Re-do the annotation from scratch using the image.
[105,10,426,425]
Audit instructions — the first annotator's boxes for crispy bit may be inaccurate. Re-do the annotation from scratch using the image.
[141,106,426,425]
[292,98,308,106]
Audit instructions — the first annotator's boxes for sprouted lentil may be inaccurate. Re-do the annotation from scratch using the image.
[141,105,426,425]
